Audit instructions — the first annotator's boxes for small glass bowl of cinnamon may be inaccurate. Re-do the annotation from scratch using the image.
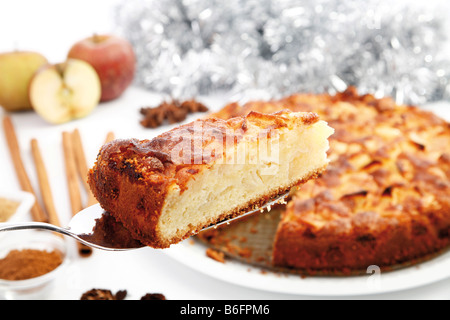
[0,230,69,300]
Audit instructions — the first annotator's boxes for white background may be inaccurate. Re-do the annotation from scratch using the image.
[1,0,450,300]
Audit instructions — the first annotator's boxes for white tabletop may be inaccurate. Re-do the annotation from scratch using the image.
[1,0,450,300]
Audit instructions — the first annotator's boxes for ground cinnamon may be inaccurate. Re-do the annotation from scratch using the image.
[0,249,63,280]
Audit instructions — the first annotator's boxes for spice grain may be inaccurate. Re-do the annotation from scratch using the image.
[0,249,63,280]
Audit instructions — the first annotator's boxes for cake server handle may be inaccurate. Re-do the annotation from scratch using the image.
[0,191,289,251]
[0,204,145,251]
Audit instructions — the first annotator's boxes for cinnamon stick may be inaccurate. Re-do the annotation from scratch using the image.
[2,116,48,223]
[71,130,115,208]
[104,131,115,144]
[62,131,92,257]
[71,129,97,207]
[30,139,61,227]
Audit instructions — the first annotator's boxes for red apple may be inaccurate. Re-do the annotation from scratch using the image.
[67,34,136,102]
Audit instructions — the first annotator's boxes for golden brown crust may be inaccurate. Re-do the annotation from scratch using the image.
[88,138,172,248]
[210,86,450,273]
[88,110,321,248]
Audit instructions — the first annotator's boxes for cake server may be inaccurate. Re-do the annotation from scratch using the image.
[0,192,289,251]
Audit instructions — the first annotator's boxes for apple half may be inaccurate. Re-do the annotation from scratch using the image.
[29,59,101,124]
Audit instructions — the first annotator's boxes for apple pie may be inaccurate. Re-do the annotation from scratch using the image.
[203,87,450,274]
[88,110,334,248]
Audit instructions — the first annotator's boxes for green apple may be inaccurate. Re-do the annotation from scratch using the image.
[0,51,48,112]
[29,59,101,124]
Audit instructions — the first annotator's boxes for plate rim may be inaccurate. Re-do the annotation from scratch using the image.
[164,239,450,297]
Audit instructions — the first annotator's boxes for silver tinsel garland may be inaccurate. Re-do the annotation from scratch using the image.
[114,0,450,105]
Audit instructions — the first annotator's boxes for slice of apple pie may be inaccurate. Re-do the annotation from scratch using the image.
[88,110,334,248]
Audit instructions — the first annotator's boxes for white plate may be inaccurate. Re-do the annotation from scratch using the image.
[164,239,450,297]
